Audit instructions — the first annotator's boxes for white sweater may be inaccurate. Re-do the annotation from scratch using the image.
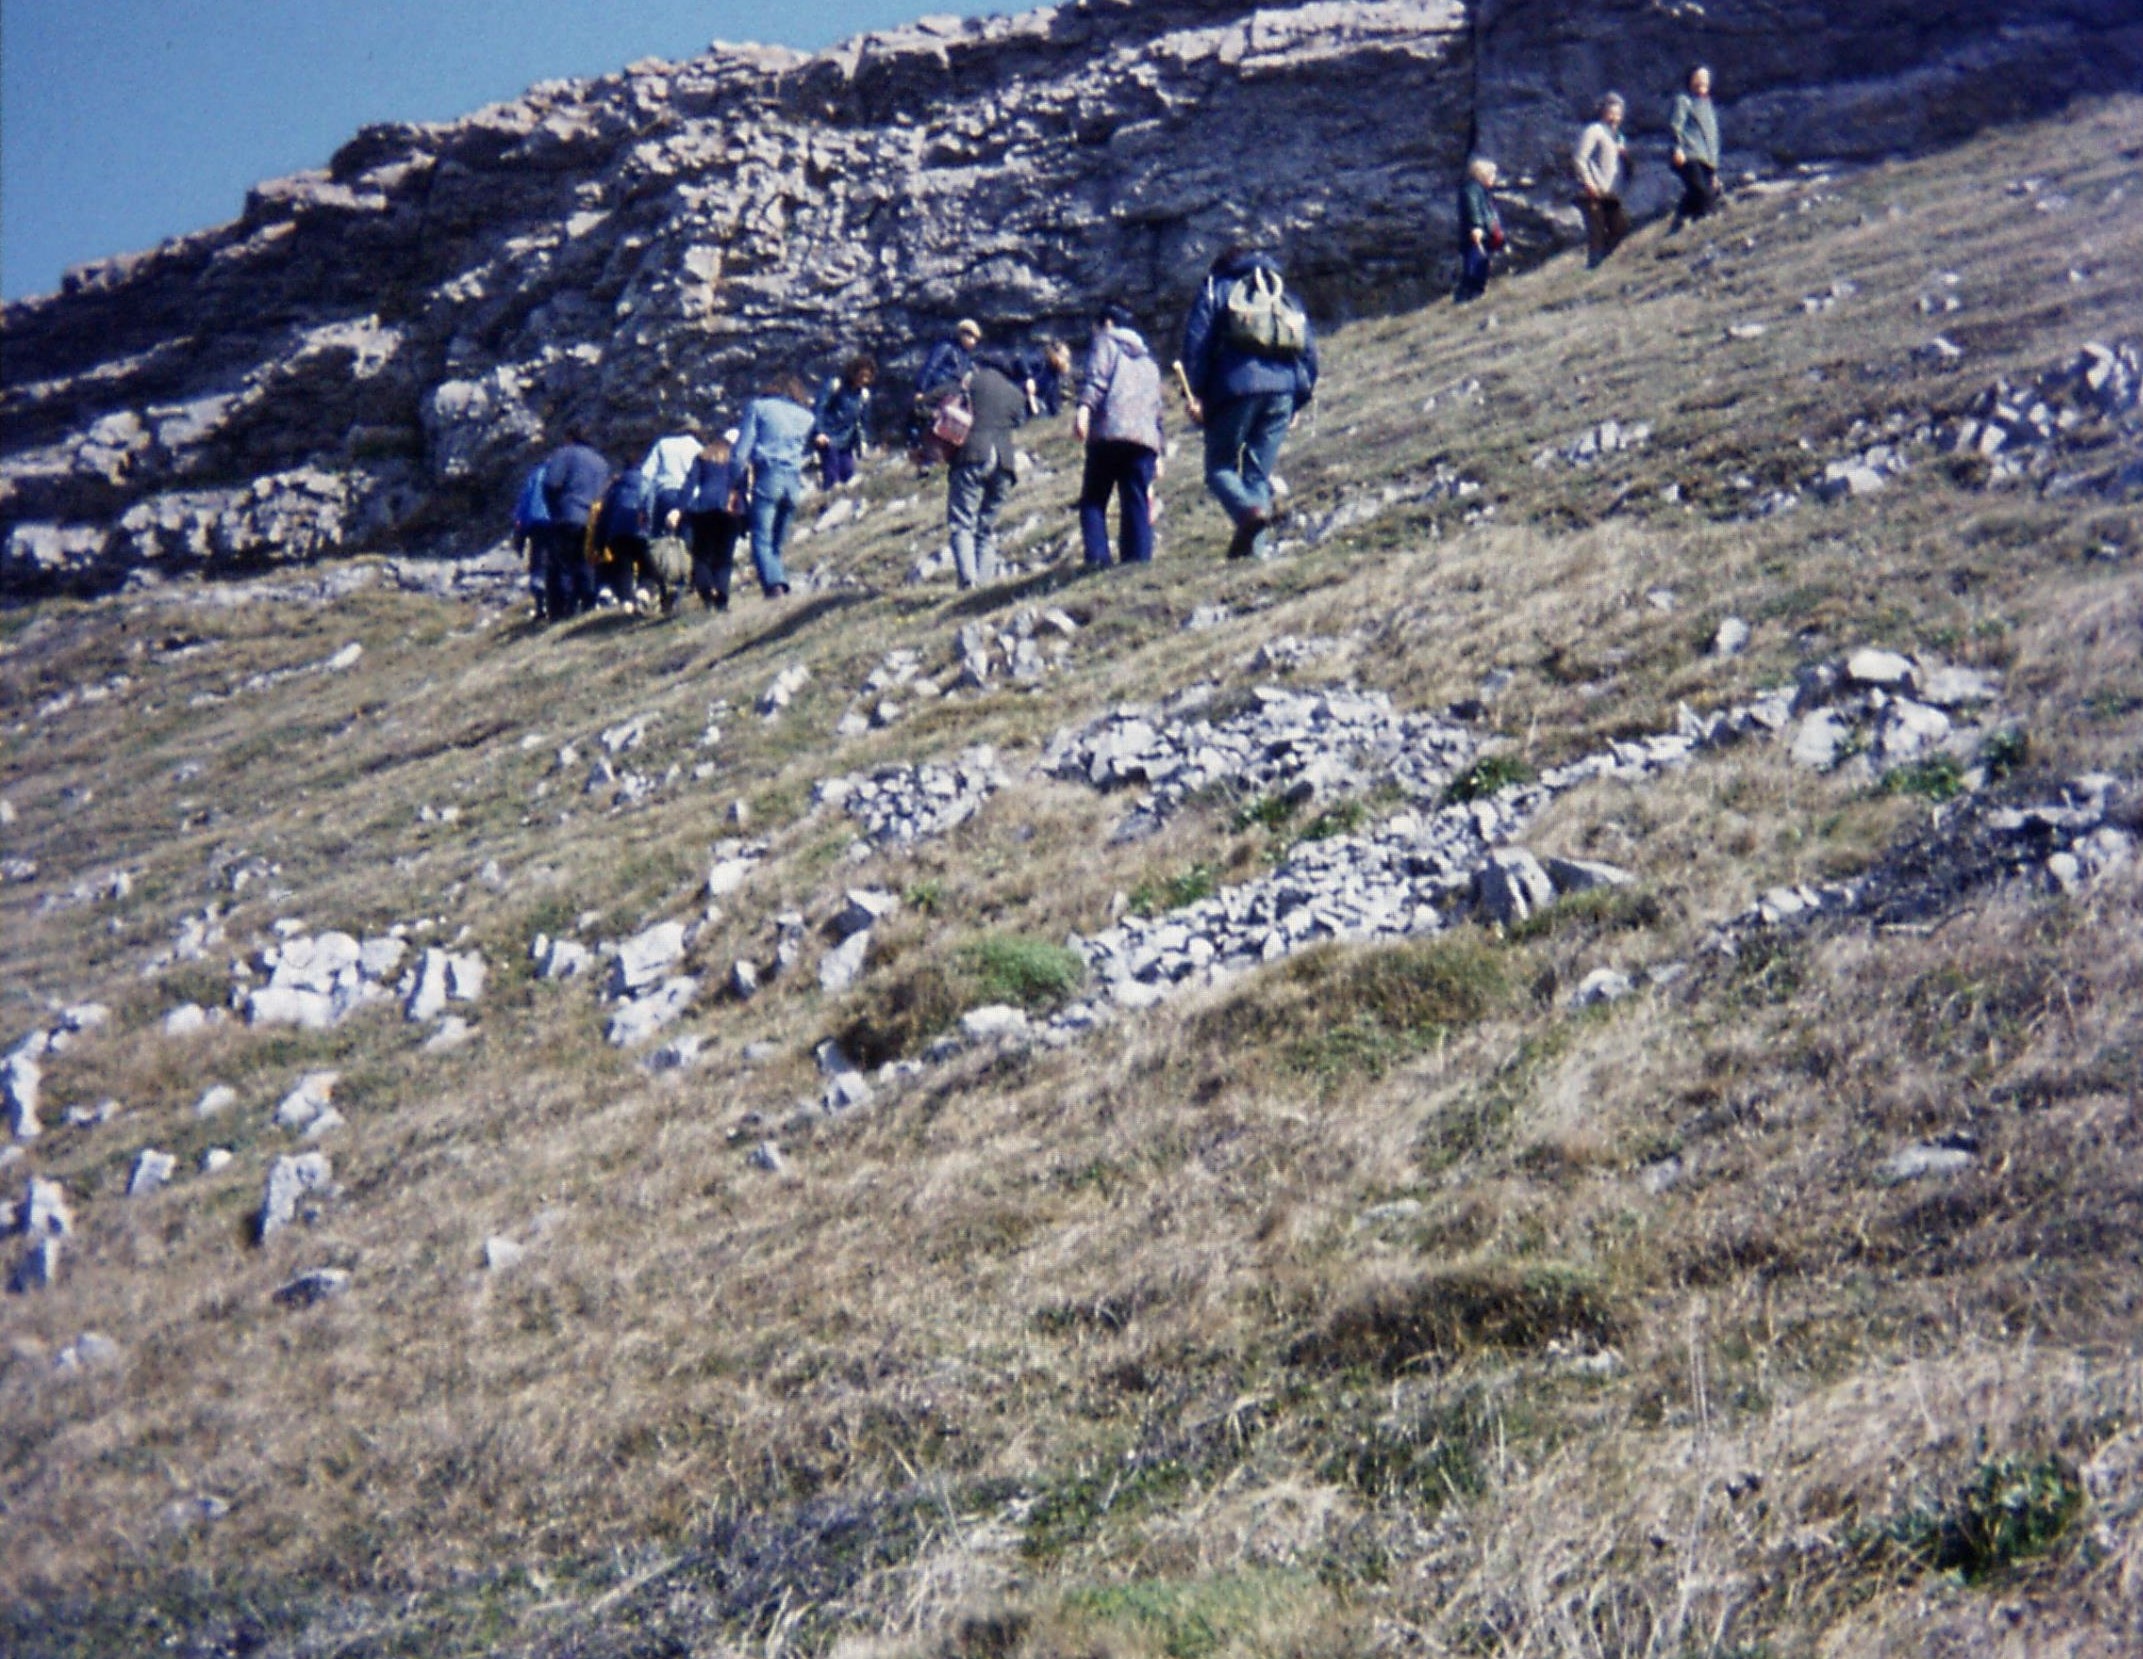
[1575,122,1628,198]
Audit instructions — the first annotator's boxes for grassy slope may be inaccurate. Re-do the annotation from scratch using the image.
[2,99,2140,1658]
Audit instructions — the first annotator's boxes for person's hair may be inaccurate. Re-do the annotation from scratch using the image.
[954,318,982,341]
[699,435,732,463]
[843,354,878,387]
[1043,339,1073,371]
[1211,243,1252,272]
[1689,65,1711,88]
[1467,155,1497,186]
[770,373,811,404]
[1098,301,1138,330]
[1599,92,1625,116]
[563,427,589,447]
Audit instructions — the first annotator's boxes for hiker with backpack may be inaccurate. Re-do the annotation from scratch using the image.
[1178,247,1319,561]
[511,459,551,619]
[1074,303,1166,570]
[811,355,877,490]
[681,432,747,612]
[1456,157,1505,303]
[537,431,610,620]
[732,376,818,598]
[944,349,1029,590]
[1668,66,1723,232]
[908,319,982,470]
[1575,94,1635,267]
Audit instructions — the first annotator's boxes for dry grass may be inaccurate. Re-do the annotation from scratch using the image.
[1,98,2141,1657]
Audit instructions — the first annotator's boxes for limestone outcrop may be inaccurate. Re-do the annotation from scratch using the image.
[5,0,2137,591]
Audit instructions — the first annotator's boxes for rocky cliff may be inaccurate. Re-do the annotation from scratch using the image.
[4,0,2137,592]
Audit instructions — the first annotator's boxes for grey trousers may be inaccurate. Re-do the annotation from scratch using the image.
[946,456,1013,588]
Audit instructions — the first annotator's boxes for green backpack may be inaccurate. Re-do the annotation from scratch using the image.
[1222,267,1308,359]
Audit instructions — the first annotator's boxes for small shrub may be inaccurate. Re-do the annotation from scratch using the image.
[1981,726,2030,779]
[1130,863,1217,917]
[1300,798,1369,841]
[904,878,945,913]
[1443,753,1534,804]
[1867,1453,2083,1582]
[1882,754,1967,802]
[1232,793,1300,833]
[961,934,1086,1009]
[1294,1261,1623,1376]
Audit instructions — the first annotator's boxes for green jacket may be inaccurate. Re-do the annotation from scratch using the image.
[1670,92,1720,168]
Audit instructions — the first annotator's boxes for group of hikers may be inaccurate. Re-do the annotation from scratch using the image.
[509,67,1721,617]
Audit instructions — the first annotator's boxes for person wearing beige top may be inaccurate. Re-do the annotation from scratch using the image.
[1574,93,1633,267]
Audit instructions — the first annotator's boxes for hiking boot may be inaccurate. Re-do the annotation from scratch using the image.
[1226,509,1270,560]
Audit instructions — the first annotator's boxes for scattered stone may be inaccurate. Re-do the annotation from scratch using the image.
[959,1005,1030,1043]
[758,663,811,716]
[274,1267,350,1308]
[1790,709,1854,770]
[706,853,760,898]
[823,1070,874,1113]
[483,1236,525,1272]
[424,1017,474,1053]
[274,1071,340,1131]
[1711,617,1750,657]
[194,1084,238,1119]
[127,1149,178,1197]
[604,977,698,1047]
[647,1035,705,1072]
[609,922,687,998]
[1544,857,1634,895]
[199,1148,234,1175]
[1816,462,1886,501]
[55,1332,122,1372]
[834,888,900,938]
[162,1003,209,1037]
[819,930,872,993]
[1573,968,1635,1007]
[730,960,760,1000]
[534,935,593,981]
[4,1053,41,1140]
[19,1176,73,1238]
[818,747,1006,848]
[748,1141,787,1174]
[164,1495,232,1530]
[1880,1142,1977,1183]
[1476,849,1557,926]
[245,984,337,1031]
[258,1152,332,1238]
[1845,647,1918,689]
[10,1236,62,1293]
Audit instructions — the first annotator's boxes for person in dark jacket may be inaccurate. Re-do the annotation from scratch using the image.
[732,376,817,597]
[681,433,746,611]
[1026,339,1074,417]
[908,319,982,470]
[511,460,551,619]
[1075,304,1166,569]
[811,356,877,490]
[1455,157,1504,303]
[1179,247,1319,560]
[590,470,653,608]
[538,432,609,619]
[945,351,1028,589]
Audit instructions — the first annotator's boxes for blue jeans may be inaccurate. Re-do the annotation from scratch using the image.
[749,466,803,593]
[1079,441,1156,567]
[819,445,858,491]
[1203,391,1294,530]
[946,459,1013,588]
[1455,243,1491,302]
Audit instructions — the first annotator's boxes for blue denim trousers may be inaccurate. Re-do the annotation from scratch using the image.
[748,466,803,592]
[1202,391,1294,527]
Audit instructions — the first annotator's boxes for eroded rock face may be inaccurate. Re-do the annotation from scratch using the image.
[6,0,2138,591]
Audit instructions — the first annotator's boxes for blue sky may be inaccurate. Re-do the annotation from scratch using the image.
[0,1,1002,300]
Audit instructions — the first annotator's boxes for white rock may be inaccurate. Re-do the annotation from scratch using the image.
[246,985,337,1031]
[20,1176,73,1237]
[835,888,900,938]
[198,1148,233,1174]
[748,1141,787,1174]
[1880,699,1952,761]
[358,936,408,980]
[55,1331,122,1371]
[444,951,487,1001]
[483,1235,525,1272]
[1917,665,1998,707]
[819,930,872,993]
[424,1016,474,1052]
[647,1035,705,1072]
[823,1070,874,1112]
[404,947,452,1022]
[604,977,697,1047]
[707,856,757,898]
[1712,617,1750,657]
[274,1072,339,1131]
[10,1236,62,1292]
[162,1003,209,1037]
[1790,709,1853,770]
[1881,1143,1976,1182]
[1475,849,1557,925]
[730,960,760,1000]
[1543,857,1633,895]
[537,937,592,981]
[303,1107,346,1139]
[609,922,687,999]
[959,1005,1030,1042]
[1574,968,1635,1008]
[60,1004,111,1034]
[258,1152,332,1237]
[194,1084,238,1119]
[4,1053,41,1141]
[127,1149,178,1197]
[1845,648,1917,689]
